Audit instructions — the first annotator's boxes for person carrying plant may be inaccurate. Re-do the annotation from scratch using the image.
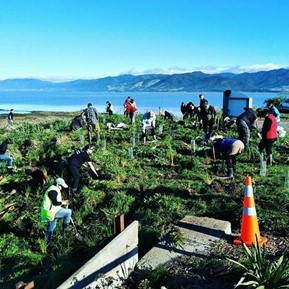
[142,111,157,142]
[236,107,258,148]
[258,109,278,165]
[84,103,100,143]
[41,177,72,242]
[66,145,99,195]
[0,138,14,173]
[211,136,244,178]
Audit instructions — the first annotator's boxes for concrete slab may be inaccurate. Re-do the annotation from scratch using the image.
[136,216,231,272]
[57,221,139,289]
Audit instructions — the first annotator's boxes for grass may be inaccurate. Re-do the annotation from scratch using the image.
[1,111,289,288]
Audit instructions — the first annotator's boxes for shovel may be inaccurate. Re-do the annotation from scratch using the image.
[65,204,82,241]
[70,217,82,241]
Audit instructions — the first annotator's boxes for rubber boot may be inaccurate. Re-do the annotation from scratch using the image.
[143,137,146,143]
[227,168,234,178]
[268,154,273,166]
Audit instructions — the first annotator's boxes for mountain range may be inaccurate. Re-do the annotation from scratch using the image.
[1,69,289,92]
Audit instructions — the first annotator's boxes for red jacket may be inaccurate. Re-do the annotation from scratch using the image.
[126,102,137,113]
[262,113,278,140]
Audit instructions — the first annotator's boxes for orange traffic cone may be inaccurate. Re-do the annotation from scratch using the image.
[233,176,268,246]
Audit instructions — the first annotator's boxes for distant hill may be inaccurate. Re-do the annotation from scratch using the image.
[1,69,289,92]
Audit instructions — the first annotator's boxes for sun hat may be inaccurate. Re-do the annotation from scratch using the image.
[56,177,68,188]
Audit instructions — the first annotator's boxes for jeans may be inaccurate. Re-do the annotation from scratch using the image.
[45,208,72,241]
[0,154,13,168]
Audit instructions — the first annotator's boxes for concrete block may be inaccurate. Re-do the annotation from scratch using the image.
[57,221,139,289]
[137,216,231,272]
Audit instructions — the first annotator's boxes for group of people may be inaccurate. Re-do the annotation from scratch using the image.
[1,102,102,243]
[40,144,99,242]
[211,102,280,178]
[123,96,138,123]
[0,96,284,243]
[180,94,216,139]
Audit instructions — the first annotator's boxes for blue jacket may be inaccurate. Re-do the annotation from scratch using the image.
[215,139,236,155]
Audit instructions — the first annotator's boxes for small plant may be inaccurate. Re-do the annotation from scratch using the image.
[146,265,169,289]
[168,227,186,249]
[228,238,289,288]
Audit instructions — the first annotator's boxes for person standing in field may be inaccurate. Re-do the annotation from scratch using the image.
[199,94,208,110]
[6,109,14,127]
[84,103,100,143]
[180,102,187,118]
[258,109,278,164]
[200,102,216,138]
[106,101,114,115]
[267,102,281,125]
[126,98,138,123]
[123,96,131,116]
[236,107,258,148]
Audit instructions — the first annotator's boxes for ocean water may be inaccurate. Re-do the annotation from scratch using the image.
[0,90,280,116]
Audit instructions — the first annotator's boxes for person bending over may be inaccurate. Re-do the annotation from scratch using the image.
[67,145,99,195]
[142,111,157,142]
[213,136,244,178]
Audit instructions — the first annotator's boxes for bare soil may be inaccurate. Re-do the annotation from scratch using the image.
[156,234,289,289]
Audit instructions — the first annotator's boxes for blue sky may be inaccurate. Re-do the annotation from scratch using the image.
[1,0,289,81]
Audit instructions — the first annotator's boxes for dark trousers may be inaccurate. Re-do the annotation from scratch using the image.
[201,117,214,134]
[225,155,238,171]
[68,165,80,190]
[142,127,156,139]
[258,138,277,155]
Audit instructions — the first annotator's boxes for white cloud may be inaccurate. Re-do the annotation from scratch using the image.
[121,63,288,77]
[231,63,286,74]
[1,63,287,82]
[192,63,287,74]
